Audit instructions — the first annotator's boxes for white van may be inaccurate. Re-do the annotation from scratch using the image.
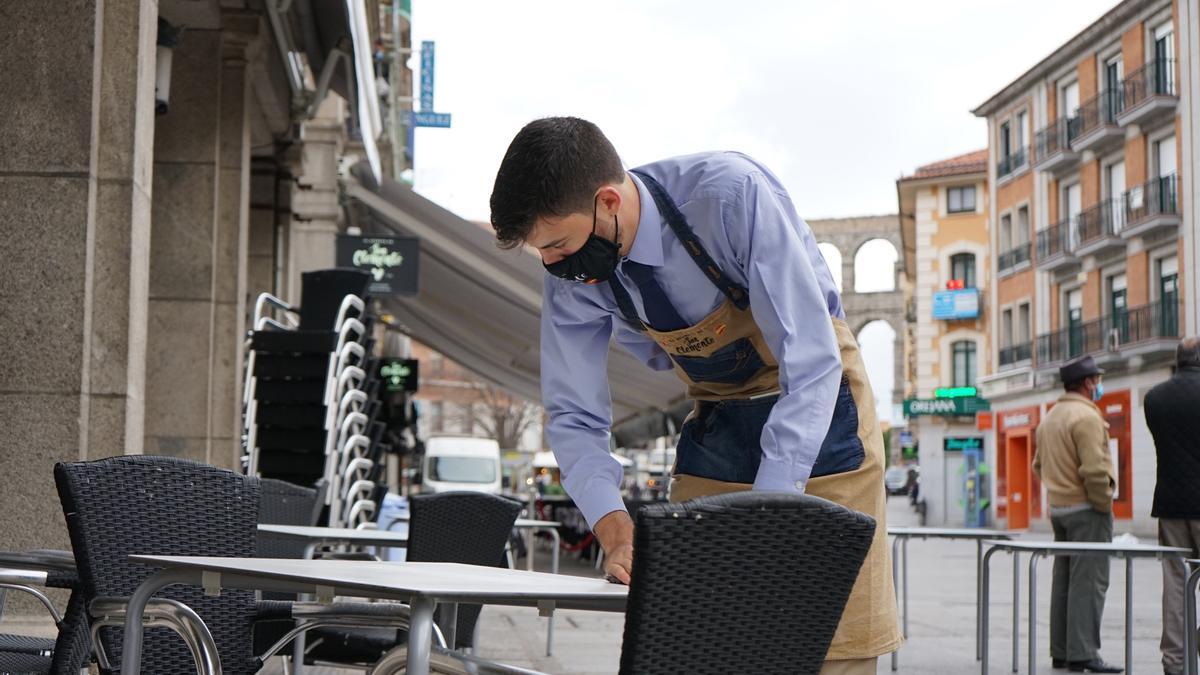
[421,435,502,494]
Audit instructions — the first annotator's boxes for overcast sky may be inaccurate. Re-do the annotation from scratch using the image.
[403,0,1115,421]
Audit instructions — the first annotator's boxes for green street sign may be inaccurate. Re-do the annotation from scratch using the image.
[944,436,984,452]
[903,396,990,417]
[933,386,977,399]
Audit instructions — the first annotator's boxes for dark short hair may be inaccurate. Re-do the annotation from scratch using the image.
[1178,336,1200,368]
[489,117,625,249]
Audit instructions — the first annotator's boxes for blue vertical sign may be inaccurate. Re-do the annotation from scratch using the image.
[420,41,435,112]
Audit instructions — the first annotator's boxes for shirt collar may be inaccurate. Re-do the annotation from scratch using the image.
[624,172,665,268]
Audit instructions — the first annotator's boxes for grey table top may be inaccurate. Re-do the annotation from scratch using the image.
[981,539,1191,556]
[257,524,409,545]
[130,555,627,610]
[889,527,1015,539]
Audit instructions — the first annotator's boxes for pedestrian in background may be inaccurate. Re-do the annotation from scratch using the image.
[1033,355,1122,673]
[1145,336,1200,675]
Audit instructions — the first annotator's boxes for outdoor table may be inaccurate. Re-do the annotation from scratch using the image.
[1184,559,1200,675]
[886,526,1015,670]
[117,555,628,675]
[257,524,410,559]
[979,539,1189,675]
[383,515,564,655]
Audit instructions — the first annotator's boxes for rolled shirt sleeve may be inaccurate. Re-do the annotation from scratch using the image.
[540,276,629,529]
[727,171,843,492]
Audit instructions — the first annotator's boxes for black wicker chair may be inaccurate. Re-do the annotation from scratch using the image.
[0,551,91,675]
[54,456,413,675]
[431,491,875,675]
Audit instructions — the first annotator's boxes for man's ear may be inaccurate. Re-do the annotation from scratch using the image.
[595,185,622,216]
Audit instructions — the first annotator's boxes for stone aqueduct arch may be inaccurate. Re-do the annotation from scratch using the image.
[806,215,906,417]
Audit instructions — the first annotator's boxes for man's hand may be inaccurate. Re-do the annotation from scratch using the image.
[593,510,634,585]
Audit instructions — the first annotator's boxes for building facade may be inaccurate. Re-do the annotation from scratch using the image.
[973,0,1193,533]
[897,151,993,527]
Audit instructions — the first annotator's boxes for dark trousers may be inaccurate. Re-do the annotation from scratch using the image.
[1159,518,1200,674]
[1049,508,1114,662]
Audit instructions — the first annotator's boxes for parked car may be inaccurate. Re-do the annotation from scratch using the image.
[421,435,502,494]
[884,466,910,496]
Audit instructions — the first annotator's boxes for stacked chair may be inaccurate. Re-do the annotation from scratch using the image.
[242,269,392,528]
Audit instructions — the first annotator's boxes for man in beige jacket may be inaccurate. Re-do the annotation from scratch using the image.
[1033,355,1121,673]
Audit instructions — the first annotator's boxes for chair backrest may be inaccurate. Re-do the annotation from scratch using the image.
[257,478,321,559]
[55,456,263,675]
[298,269,370,330]
[406,491,523,648]
[618,491,875,675]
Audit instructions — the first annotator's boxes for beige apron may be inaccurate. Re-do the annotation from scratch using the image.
[618,170,901,661]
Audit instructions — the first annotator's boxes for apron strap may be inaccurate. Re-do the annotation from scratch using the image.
[629,169,750,311]
[607,275,648,332]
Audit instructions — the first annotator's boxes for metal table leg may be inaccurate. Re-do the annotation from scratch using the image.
[977,539,983,662]
[903,536,910,640]
[891,534,902,671]
[440,602,458,650]
[1013,550,1021,673]
[981,545,1001,675]
[406,597,436,675]
[1125,557,1133,675]
[292,540,322,674]
[546,527,561,657]
[119,568,201,674]
[1029,553,1040,675]
[1185,563,1200,675]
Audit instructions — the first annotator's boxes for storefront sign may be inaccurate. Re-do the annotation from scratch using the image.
[336,235,419,296]
[378,358,419,393]
[944,436,983,452]
[904,396,991,417]
[1000,412,1031,429]
[934,386,977,398]
[932,289,980,320]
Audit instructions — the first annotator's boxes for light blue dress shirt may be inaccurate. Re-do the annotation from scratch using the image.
[541,152,846,528]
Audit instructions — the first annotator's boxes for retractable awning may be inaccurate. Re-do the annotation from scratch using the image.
[343,165,687,428]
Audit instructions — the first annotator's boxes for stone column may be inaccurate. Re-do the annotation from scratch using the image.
[208,15,258,471]
[144,28,222,463]
[285,97,346,305]
[0,0,157,564]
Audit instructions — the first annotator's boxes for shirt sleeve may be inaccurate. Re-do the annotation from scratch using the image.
[540,276,628,528]
[727,171,844,492]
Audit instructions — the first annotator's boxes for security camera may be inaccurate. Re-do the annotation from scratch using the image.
[156,18,181,115]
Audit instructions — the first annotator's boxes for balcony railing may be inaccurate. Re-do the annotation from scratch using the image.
[1074,198,1125,255]
[1033,117,1081,172]
[1123,58,1177,108]
[1035,298,1181,366]
[998,342,1033,368]
[997,146,1029,178]
[1035,218,1075,262]
[998,241,1031,273]
[1124,173,1178,228]
[1072,90,1125,152]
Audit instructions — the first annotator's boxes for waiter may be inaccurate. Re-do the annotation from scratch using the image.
[489,117,901,673]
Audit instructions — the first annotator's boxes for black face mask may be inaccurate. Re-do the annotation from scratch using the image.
[543,199,621,284]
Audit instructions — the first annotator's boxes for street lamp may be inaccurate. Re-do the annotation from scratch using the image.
[155,18,181,115]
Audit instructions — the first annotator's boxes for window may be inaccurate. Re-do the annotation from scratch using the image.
[1104,55,1123,119]
[999,214,1013,251]
[1016,111,1028,153]
[1159,256,1179,336]
[1067,289,1084,358]
[1154,22,1175,94]
[952,341,977,388]
[1155,135,1177,178]
[948,186,976,213]
[950,253,977,288]
[1018,302,1031,343]
[1109,273,1128,342]
[1001,308,1014,348]
[1000,122,1012,161]
[1016,206,1030,244]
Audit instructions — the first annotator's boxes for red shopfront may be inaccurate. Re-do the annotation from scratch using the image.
[995,406,1042,530]
[996,391,1133,530]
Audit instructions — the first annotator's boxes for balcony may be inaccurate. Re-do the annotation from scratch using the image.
[1035,218,1079,271]
[996,146,1030,181]
[998,342,1033,369]
[1120,174,1180,239]
[1073,198,1125,257]
[1071,90,1125,153]
[997,241,1032,275]
[1035,298,1182,368]
[1033,117,1080,175]
[1118,59,1178,127]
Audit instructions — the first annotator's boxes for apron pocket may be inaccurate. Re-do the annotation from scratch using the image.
[671,337,766,385]
[674,397,774,484]
[810,375,865,478]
